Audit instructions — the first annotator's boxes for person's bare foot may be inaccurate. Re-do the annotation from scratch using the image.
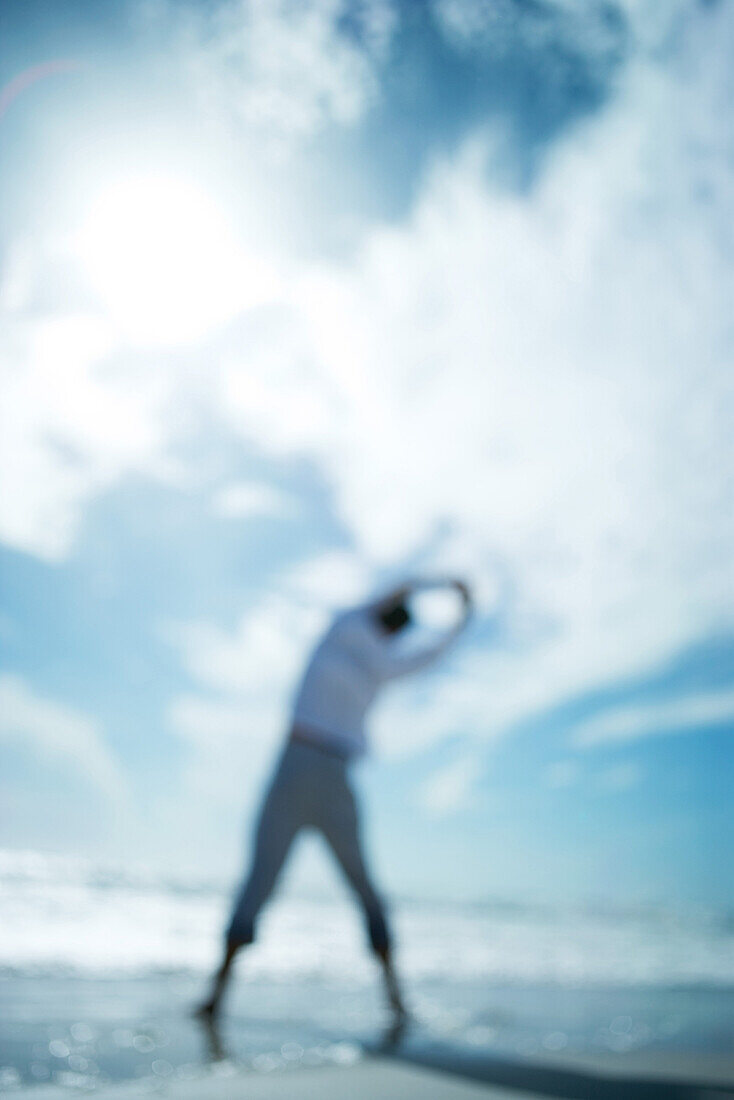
[194,1004,227,1061]
[380,1010,409,1049]
[194,1000,217,1022]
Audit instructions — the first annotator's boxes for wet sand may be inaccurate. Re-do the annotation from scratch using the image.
[0,1059,515,1099]
[3,1046,733,1100]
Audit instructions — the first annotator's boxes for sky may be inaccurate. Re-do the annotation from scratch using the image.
[0,0,732,911]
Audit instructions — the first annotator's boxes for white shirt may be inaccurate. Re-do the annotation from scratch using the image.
[290,601,463,758]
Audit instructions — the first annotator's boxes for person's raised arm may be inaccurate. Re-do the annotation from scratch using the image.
[368,578,473,680]
[368,577,468,613]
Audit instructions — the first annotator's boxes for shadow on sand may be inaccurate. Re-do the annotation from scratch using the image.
[196,1014,733,1099]
[379,1038,734,1100]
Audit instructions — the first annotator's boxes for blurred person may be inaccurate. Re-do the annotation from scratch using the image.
[198,578,473,1025]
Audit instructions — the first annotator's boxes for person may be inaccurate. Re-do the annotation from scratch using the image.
[198,577,473,1025]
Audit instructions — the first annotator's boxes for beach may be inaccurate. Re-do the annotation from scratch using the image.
[1,850,732,1097]
[0,1059,500,1100]
[1,1045,733,1100]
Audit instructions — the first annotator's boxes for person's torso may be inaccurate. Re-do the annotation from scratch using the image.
[290,609,383,756]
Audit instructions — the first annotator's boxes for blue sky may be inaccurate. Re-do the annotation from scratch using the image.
[0,0,732,910]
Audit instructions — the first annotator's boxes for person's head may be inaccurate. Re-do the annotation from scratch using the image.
[377,599,411,635]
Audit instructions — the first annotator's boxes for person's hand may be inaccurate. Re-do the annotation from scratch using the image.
[452,578,473,609]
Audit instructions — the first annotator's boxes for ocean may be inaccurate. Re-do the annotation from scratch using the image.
[0,849,732,1092]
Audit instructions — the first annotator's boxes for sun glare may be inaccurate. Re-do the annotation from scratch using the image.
[77,174,267,345]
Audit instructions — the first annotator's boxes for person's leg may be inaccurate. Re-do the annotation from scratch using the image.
[319,770,407,1020]
[197,939,240,1022]
[199,773,299,1018]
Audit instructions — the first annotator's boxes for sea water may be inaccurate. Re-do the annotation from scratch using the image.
[0,849,732,1091]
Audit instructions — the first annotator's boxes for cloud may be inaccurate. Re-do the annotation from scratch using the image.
[3,0,732,793]
[370,646,501,758]
[279,550,376,608]
[433,0,623,80]
[0,674,126,802]
[573,689,734,748]
[163,592,326,813]
[167,692,282,814]
[0,189,281,561]
[172,0,396,145]
[211,2,734,750]
[0,300,167,560]
[212,481,296,520]
[163,593,321,697]
[165,560,484,782]
[414,752,482,817]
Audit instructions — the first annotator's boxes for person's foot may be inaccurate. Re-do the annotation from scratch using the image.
[193,1003,227,1061]
[386,985,409,1027]
[380,1010,409,1049]
[193,1000,218,1022]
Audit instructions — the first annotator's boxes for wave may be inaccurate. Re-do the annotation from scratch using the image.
[2,849,733,989]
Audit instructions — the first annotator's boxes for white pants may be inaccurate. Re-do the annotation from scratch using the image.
[226,738,391,952]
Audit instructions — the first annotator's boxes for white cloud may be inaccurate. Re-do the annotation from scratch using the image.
[212,3,734,750]
[212,481,295,519]
[3,0,732,789]
[167,692,282,813]
[164,593,325,813]
[0,306,166,560]
[177,0,396,145]
[0,674,126,802]
[573,689,734,749]
[164,594,320,697]
[165,565,483,794]
[372,647,501,758]
[414,753,482,817]
[279,550,376,609]
[433,0,622,71]
[0,183,283,561]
